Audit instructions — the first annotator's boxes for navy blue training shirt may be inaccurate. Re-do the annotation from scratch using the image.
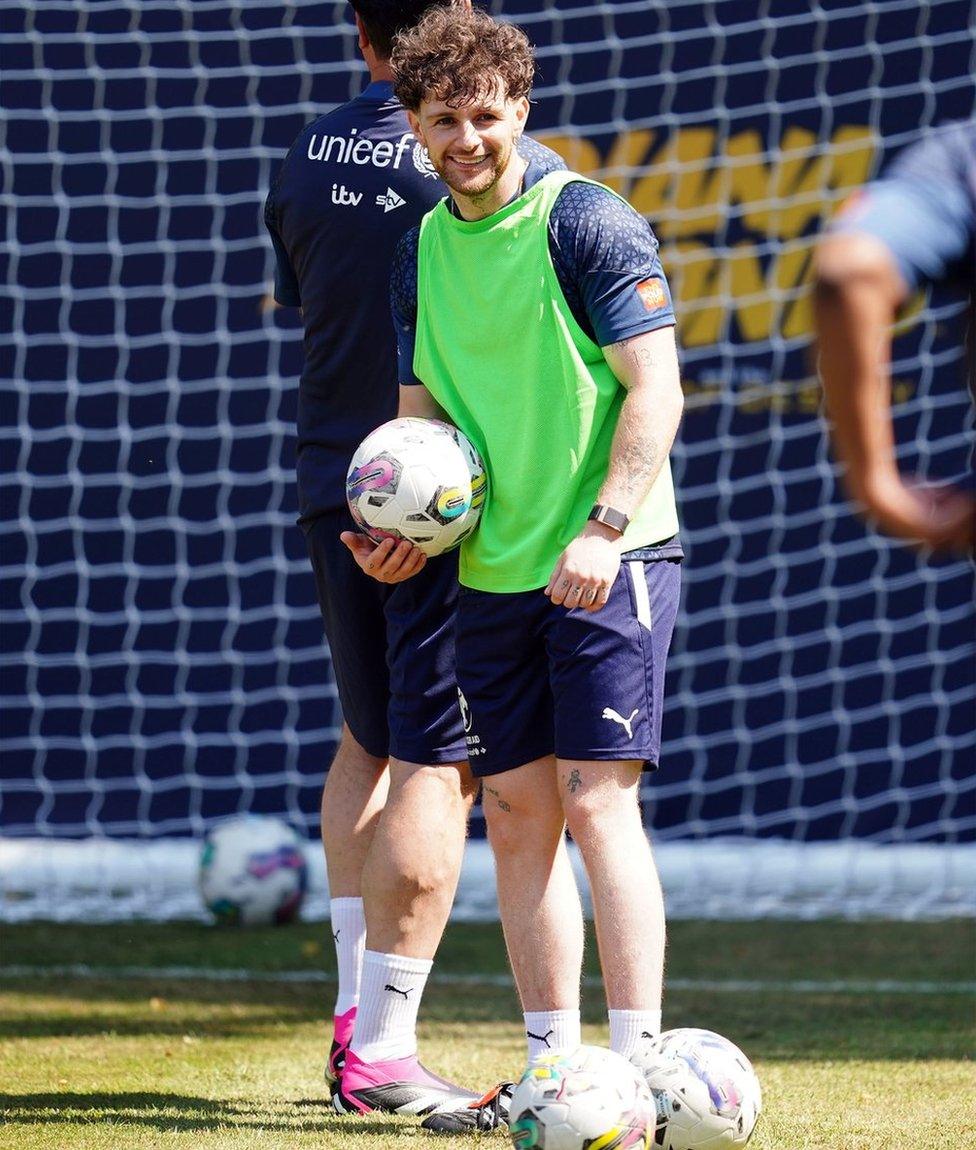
[265,80,565,526]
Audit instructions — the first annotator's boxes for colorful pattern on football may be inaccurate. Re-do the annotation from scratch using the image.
[346,417,486,557]
[199,815,308,926]
[509,1045,654,1150]
[633,1028,762,1150]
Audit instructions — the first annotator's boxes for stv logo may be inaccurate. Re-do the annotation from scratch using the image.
[376,187,406,213]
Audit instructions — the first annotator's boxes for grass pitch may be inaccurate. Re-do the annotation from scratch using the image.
[1,919,974,1149]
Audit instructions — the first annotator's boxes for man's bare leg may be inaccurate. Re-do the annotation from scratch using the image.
[360,758,477,955]
[349,757,478,1063]
[559,758,665,1055]
[320,723,389,897]
[484,756,585,1059]
[319,725,389,1075]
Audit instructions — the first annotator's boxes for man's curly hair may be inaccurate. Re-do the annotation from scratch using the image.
[391,7,535,112]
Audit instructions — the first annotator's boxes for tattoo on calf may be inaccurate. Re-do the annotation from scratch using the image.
[567,769,582,793]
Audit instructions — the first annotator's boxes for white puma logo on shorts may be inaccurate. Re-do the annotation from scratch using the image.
[602,707,639,740]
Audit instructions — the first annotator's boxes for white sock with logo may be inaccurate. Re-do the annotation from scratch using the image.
[349,950,433,1063]
[330,897,366,1018]
[608,1009,662,1058]
[524,1009,582,1061]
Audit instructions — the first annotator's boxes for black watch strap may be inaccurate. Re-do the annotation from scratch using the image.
[588,504,630,534]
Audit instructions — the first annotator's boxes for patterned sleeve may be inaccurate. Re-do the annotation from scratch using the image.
[263,184,301,308]
[518,135,568,175]
[548,182,676,347]
[828,120,976,293]
[391,225,422,385]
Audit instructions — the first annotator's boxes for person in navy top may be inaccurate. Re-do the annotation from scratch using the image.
[267,55,562,526]
[264,0,564,1132]
[815,119,975,553]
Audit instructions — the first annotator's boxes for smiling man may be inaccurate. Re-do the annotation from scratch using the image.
[266,0,567,1135]
[346,6,684,1076]
[405,84,527,210]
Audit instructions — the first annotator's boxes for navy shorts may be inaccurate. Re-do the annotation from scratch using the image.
[455,559,681,777]
[306,507,466,765]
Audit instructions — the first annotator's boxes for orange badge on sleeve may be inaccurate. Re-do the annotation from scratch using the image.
[637,278,667,312]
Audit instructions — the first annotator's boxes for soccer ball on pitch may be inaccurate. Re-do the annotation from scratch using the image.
[199,815,308,926]
[509,1044,656,1150]
[632,1028,762,1150]
[346,417,486,557]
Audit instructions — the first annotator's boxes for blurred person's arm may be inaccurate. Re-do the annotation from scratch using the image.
[814,134,976,553]
[814,235,974,552]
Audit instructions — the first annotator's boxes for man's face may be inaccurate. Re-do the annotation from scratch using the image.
[409,82,529,202]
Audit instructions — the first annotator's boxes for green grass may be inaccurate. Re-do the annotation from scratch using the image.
[1,920,974,1149]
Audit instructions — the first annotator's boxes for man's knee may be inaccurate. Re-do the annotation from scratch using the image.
[387,854,455,906]
[325,726,387,784]
[484,780,565,857]
[560,761,642,847]
[389,759,474,814]
[340,725,388,769]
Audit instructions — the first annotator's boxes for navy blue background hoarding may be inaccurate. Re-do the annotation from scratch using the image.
[1,1,973,842]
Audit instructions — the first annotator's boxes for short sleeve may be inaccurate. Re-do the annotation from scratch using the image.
[264,190,301,308]
[518,135,568,176]
[548,182,676,348]
[828,122,976,293]
[391,226,421,385]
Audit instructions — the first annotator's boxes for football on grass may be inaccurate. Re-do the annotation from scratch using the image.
[509,1044,655,1149]
[199,815,307,926]
[346,417,486,557]
[632,1028,762,1150]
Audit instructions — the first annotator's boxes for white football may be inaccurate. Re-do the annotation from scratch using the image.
[346,417,486,557]
[509,1044,655,1150]
[199,815,307,926]
[632,1028,762,1150]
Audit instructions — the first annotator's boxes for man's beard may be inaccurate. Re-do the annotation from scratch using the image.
[437,141,513,200]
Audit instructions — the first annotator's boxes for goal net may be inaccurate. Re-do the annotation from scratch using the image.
[2,0,974,921]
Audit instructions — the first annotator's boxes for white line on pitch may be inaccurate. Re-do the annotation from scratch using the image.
[2,964,973,996]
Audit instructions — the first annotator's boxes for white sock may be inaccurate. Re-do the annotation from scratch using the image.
[349,950,433,1062]
[608,1009,662,1058]
[524,1009,582,1061]
[330,897,366,1017]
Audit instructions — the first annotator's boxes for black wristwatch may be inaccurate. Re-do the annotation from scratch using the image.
[588,504,630,535]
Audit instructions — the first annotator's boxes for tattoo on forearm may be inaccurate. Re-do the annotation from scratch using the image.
[616,426,662,500]
[567,769,582,793]
[485,784,511,813]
